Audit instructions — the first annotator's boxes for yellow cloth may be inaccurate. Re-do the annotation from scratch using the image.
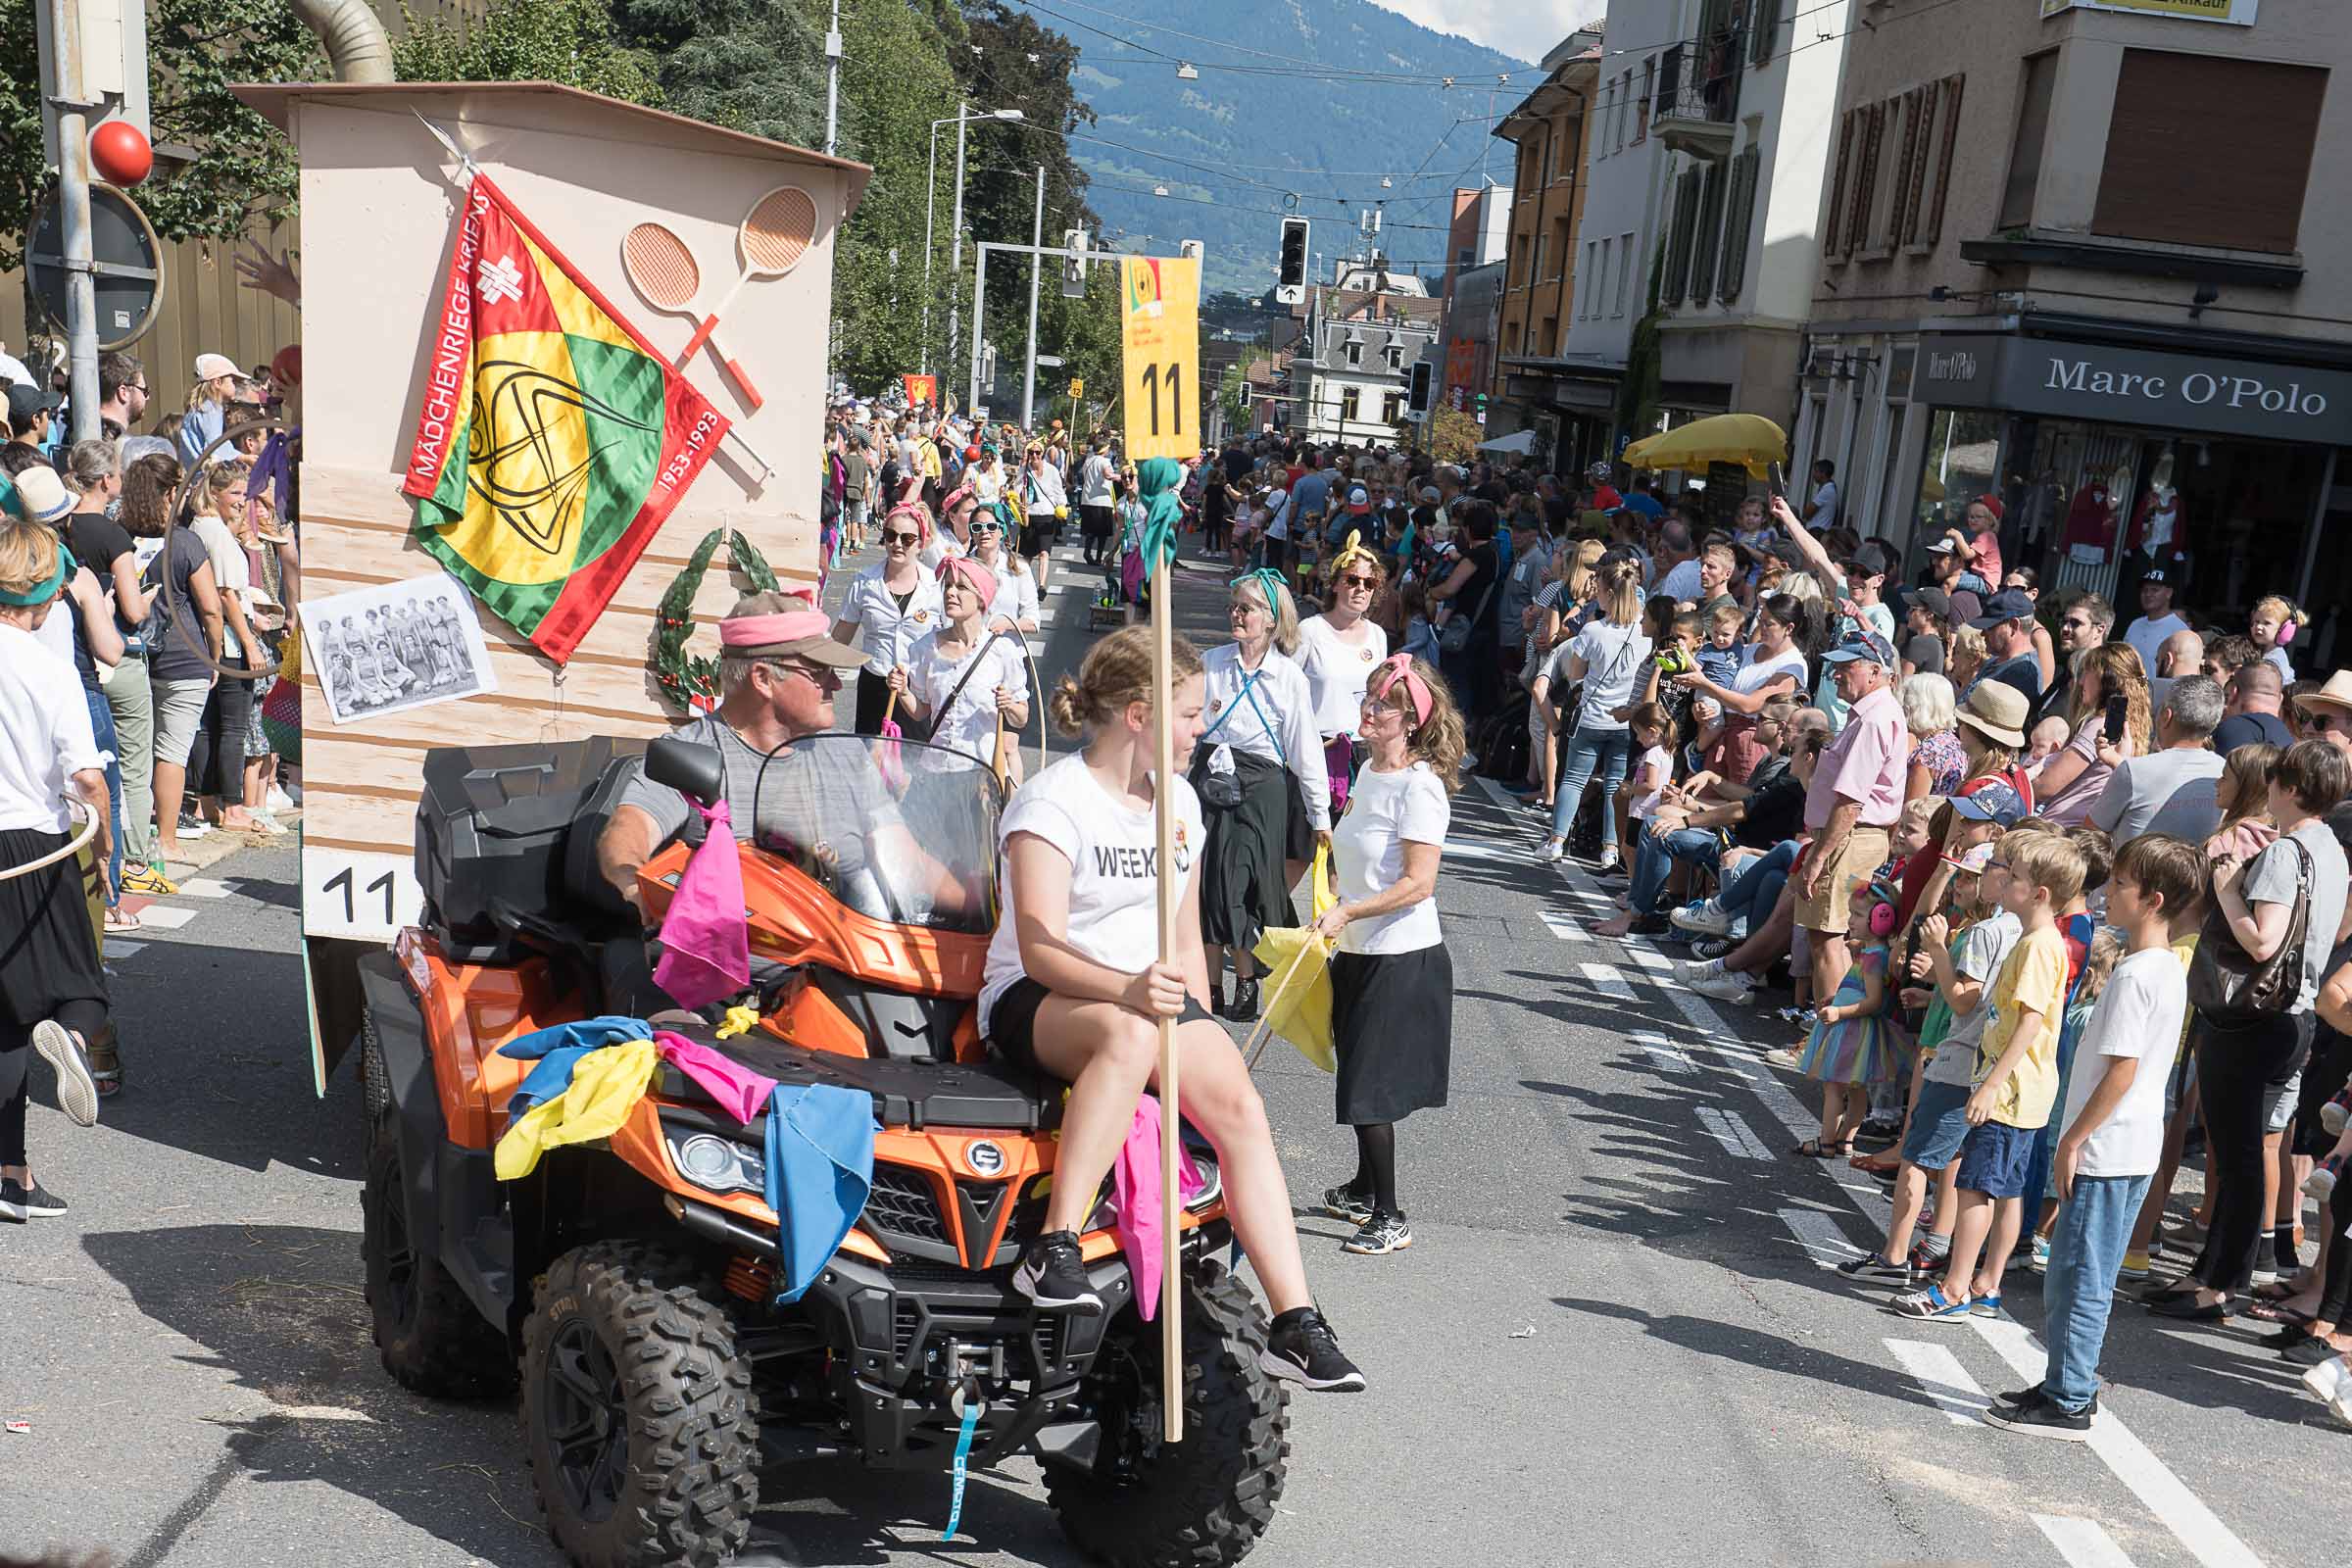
[494,1039,658,1179]
[1249,848,1341,1074]
[1976,924,2069,1129]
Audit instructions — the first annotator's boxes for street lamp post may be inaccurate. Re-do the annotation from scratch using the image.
[925,105,1023,379]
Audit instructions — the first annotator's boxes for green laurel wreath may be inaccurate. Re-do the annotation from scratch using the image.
[653,527,783,712]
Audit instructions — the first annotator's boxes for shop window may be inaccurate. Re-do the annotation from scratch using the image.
[1998,52,2056,231]
[2094,52,2323,255]
[1914,409,2005,542]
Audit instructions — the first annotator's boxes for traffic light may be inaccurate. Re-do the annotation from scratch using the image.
[1407,359,1433,416]
[1276,218,1309,305]
[1062,227,1088,298]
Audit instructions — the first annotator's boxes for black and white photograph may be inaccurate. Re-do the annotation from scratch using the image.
[299,572,499,725]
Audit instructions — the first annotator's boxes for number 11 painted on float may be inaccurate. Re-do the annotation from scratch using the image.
[1119,256,1200,463]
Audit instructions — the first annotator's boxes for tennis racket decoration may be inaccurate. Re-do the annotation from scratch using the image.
[677,185,821,368]
[621,220,763,410]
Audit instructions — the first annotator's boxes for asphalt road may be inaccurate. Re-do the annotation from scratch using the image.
[1,535,2329,1568]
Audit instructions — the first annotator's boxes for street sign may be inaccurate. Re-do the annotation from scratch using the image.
[26,181,162,349]
[1068,377,1083,397]
[1118,256,1200,463]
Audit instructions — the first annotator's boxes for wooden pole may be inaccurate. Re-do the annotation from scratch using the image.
[1152,532,1184,1445]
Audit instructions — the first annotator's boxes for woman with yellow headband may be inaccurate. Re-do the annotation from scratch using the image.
[1195,567,1327,1021]
[0,517,110,1221]
[1298,531,1390,810]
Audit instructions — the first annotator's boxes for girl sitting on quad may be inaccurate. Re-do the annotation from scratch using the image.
[978,625,1366,1392]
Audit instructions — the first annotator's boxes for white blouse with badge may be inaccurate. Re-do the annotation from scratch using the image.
[1297,614,1390,740]
[1200,642,1330,830]
[838,565,946,677]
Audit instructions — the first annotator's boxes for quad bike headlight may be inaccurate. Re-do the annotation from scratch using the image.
[665,1131,767,1197]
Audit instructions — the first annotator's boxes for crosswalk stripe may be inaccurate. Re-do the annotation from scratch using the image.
[1537,909,1589,942]
[173,877,233,900]
[103,940,147,962]
[1576,960,1635,1002]
[1885,1339,1993,1426]
[134,906,197,930]
[2034,1516,2143,1568]
[1777,1206,1863,1269]
[1694,1105,1774,1160]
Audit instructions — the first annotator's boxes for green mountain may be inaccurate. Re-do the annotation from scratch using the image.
[1019,0,1538,294]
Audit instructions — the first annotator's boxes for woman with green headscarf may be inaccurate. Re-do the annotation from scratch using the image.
[1193,562,1328,1022]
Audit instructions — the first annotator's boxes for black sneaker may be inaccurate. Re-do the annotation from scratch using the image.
[0,1180,24,1223]
[1989,1385,2043,1411]
[1984,1391,2096,1440]
[1012,1230,1103,1312]
[1837,1252,1912,1285]
[1207,975,1229,1019]
[15,1179,66,1218]
[1260,1306,1365,1392]
[1690,937,1736,962]
[1342,1212,1411,1255]
[1321,1184,1374,1224]
[1227,977,1260,1023]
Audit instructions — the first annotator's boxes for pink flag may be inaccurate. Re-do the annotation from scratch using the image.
[651,801,752,1010]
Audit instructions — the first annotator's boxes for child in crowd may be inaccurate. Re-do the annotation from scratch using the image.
[1696,603,1745,688]
[2247,594,2306,682]
[1624,705,1676,840]
[2027,715,2072,774]
[1399,580,1439,665]
[1986,834,2203,1438]
[1841,844,2012,1285]
[1895,829,2086,1321]
[2018,825,2111,1231]
[1787,878,1907,1156]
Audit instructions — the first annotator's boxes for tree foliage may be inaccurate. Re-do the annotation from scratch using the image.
[1426,407,1481,465]
[612,0,825,147]
[394,0,666,105]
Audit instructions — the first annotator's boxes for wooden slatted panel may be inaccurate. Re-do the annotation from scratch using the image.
[1927,75,1966,247]
[1823,109,1855,258]
[2093,50,2323,255]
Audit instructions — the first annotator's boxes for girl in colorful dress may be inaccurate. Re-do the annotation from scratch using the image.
[1792,877,1908,1157]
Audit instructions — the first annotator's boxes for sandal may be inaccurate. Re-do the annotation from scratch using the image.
[2247,1299,2315,1325]
[1791,1138,1852,1159]
[104,906,142,933]
[1849,1152,1902,1177]
[87,1035,122,1099]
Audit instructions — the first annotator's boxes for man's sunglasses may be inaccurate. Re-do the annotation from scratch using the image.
[2298,707,2346,732]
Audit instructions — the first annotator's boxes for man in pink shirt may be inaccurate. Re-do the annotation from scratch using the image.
[1794,627,1907,1013]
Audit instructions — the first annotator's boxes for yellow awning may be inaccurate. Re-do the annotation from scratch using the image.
[1622,414,1788,480]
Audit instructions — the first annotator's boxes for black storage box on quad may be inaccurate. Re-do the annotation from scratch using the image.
[415,736,646,961]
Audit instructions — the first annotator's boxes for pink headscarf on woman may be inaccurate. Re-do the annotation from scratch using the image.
[937,552,999,612]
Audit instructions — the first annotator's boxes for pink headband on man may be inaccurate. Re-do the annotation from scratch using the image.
[719,590,828,649]
[1369,653,1432,726]
[937,553,998,607]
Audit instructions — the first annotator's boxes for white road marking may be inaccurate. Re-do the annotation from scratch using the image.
[173,877,233,900]
[134,906,197,930]
[1538,909,1590,942]
[1778,1206,1863,1269]
[270,1403,375,1423]
[1577,960,1635,1002]
[1443,838,1517,864]
[1628,1031,1694,1074]
[103,940,147,962]
[1694,1105,1774,1161]
[2034,1516,2143,1568]
[1885,1339,1993,1425]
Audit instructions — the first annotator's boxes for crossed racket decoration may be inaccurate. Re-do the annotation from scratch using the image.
[621,185,821,412]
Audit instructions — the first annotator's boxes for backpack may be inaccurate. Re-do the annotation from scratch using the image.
[1474,689,1532,781]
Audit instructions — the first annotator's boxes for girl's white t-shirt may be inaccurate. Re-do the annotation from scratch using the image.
[1551,618,1652,731]
[1297,613,1390,739]
[906,629,1029,767]
[1331,760,1448,955]
[980,754,1207,1031]
[1735,644,1808,698]
[1628,744,1674,819]
[980,555,1040,630]
[838,565,946,677]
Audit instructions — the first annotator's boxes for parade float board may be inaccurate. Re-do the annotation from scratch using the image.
[232,82,869,942]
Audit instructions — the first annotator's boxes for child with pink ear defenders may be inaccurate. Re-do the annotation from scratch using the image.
[1791,877,1912,1157]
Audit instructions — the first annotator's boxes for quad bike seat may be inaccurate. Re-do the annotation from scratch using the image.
[649,1013,1061,1133]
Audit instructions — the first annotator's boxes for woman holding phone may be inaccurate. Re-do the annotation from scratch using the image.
[2034,642,2150,825]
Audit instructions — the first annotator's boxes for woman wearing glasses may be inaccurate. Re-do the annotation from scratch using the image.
[1194,569,1328,1022]
[831,500,944,735]
[964,508,1039,637]
[1297,531,1389,812]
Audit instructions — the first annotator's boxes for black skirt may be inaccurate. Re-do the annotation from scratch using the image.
[1331,944,1453,1125]
[0,825,107,1031]
[1190,749,1301,954]
[855,668,893,736]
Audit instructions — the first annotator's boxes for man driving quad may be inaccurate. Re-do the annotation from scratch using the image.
[594,590,926,1012]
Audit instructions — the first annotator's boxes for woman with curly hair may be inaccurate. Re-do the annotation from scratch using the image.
[1311,653,1464,1256]
[2036,641,2152,825]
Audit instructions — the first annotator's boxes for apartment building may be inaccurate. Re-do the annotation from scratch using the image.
[1287,256,1441,448]
[1436,185,1512,414]
[1800,0,2348,648]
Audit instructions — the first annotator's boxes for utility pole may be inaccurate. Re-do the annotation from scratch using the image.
[1020,163,1044,430]
[42,0,99,443]
[949,110,970,384]
[823,0,842,158]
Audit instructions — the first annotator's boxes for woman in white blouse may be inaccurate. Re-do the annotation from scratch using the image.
[1296,531,1389,813]
[1312,654,1462,1256]
[889,555,1030,772]
[831,500,944,735]
[1193,568,1328,1022]
[966,508,1038,636]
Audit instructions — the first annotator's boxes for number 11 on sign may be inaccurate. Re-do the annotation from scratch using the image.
[1119,256,1200,463]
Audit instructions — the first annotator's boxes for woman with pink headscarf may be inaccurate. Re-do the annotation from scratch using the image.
[889,554,1029,774]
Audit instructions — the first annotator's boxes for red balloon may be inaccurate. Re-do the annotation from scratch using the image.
[90,120,152,185]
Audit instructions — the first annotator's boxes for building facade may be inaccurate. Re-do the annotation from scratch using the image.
[1436,185,1512,415]
[1289,258,1440,448]
[1799,0,2349,658]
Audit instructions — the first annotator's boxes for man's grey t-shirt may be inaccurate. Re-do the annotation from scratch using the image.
[1927,909,2022,1087]
[1902,632,1945,677]
[2089,747,2225,845]
[615,714,905,888]
[2241,820,2350,1011]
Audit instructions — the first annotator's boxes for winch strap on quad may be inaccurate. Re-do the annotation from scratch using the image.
[942,1386,983,1540]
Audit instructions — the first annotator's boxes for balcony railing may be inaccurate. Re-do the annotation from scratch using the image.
[1651,37,1740,159]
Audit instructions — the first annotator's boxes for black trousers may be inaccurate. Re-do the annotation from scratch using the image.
[2187,1007,2315,1293]
[188,654,253,802]
[1,1002,105,1165]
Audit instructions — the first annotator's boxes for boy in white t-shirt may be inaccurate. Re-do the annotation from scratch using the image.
[1985,832,2201,1440]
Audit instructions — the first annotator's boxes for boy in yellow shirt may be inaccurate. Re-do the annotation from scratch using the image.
[1894,829,2086,1321]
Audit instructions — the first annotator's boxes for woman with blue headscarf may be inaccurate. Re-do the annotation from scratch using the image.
[1194,561,1328,1022]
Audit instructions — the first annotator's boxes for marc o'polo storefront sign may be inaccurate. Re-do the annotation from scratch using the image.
[1912,334,2352,445]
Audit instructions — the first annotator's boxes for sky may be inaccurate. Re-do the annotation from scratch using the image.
[1365,0,1588,61]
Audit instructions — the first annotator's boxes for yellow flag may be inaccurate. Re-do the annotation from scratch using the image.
[1119,257,1200,463]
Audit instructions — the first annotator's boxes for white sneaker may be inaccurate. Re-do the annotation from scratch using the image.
[265,784,295,813]
[1670,900,1733,937]
[1538,839,1565,863]
[1689,970,1755,1004]
[1595,847,1621,871]
[1676,956,1723,985]
[2302,1355,2352,1428]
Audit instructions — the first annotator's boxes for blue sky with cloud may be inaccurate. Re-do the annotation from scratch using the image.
[1366,0,1589,61]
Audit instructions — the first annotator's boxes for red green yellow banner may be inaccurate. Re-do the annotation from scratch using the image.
[404,175,730,664]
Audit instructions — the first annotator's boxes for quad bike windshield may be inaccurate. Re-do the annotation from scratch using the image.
[749,733,1002,937]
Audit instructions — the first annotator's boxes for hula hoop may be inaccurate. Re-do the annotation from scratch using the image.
[159,415,294,684]
[0,797,97,884]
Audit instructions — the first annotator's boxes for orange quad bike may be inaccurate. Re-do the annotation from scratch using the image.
[356,731,1291,1568]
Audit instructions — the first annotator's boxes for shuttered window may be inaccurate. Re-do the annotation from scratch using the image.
[2093,50,2323,255]
[1663,170,1701,306]
[1898,84,1936,245]
[1926,74,1965,245]
[1998,54,2054,231]
[1690,162,1726,304]
[1823,109,1856,258]
[1719,145,1761,301]
[1749,0,1782,65]
[1846,103,1884,260]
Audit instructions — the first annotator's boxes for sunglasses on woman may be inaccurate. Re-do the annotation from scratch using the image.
[884,531,921,546]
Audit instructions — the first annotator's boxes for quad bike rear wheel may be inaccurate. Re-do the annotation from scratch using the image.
[360,1097,516,1397]
[520,1242,759,1568]
[1047,1258,1291,1568]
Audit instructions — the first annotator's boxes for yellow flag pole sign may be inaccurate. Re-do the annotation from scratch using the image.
[1119,256,1200,462]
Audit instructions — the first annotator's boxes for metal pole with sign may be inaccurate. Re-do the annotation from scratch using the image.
[39,0,101,441]
[1021,165,1045,431]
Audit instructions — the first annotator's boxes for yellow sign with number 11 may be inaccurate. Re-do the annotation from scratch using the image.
[1119,256,1200,462]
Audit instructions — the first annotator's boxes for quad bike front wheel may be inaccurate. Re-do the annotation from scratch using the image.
[519,1242,759,1568]
[361,1097,515,1397]
[1048,1258,1292,1568]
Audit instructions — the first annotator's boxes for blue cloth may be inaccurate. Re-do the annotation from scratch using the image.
[1549,726,1634,846]
[84,687,122,904]
[2040,1171,2151,1411]
[1695,644,1743,687]
[497,1016,655,1115]
[1901,1080,1973,1167]
[176,400,225,468]
[1624,493,1664,523]
[1718,839,1799,924]
[1954,1119,2035,1199]
[764,1082,877,1304]
[2020,1001,2092,1222]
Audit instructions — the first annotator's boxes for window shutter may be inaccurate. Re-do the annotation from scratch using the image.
[1848,101,1884,255]
[2092,53,2322,254]
[1823,109,1854,257]
[1691,162,1725,304]
[1664,170,1699,306]
[1899,84,1935,244]
[1749,0,1782,65]
[1926,75,1965,245]
[1719,145,1759,300]
[1887,88,1923,249]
